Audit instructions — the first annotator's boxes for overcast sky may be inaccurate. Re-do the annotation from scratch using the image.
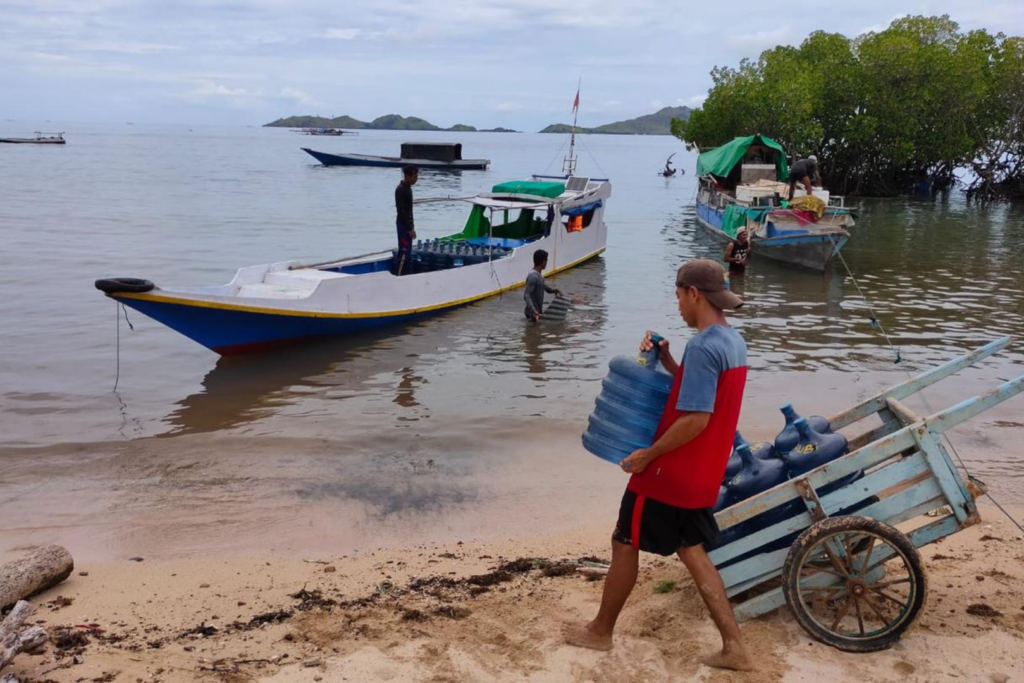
[2,0,1022,130]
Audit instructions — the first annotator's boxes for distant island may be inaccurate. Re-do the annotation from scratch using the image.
[540,106,692,135]
[264,114,518,133]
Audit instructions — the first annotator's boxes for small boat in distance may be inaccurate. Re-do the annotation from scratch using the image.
[296,127,356,136]
[694,135,855,271]
[0,131,66,144]
[303,142,489,171]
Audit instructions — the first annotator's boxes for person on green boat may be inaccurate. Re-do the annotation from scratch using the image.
[787,155,820,200]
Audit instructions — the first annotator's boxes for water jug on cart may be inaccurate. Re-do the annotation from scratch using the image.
[781,417,859,494]
[774,403,831,455]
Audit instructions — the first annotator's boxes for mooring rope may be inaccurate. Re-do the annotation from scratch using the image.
[113,302,134,393]
[826,234,1023,533]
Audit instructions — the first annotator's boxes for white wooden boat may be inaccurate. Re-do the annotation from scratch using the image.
[96,176,610,354]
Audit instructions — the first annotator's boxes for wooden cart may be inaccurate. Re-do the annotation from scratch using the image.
[710,337,1023,651]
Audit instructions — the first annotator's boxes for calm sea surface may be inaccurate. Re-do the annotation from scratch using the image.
[1,123,1023,559]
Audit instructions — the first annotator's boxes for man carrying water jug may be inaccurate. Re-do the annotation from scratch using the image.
[564,258,754,673]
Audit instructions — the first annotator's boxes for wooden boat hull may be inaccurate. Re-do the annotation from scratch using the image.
[302,147,489,170]
[695,197,848,272]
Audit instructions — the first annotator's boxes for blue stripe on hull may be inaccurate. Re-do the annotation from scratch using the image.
[118,298,429,355]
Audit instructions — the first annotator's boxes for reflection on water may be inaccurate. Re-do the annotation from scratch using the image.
[162,259,609,437]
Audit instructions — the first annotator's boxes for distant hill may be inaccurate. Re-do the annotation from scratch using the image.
[264,114,519,133]
[540,106,692,135]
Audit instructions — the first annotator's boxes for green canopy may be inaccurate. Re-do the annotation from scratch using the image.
[491,180,565,198]
[696,135,789,181]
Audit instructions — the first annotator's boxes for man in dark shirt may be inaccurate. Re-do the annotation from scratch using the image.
[787,155,820,200]
[524,249,562,321]
[394,165,418,275]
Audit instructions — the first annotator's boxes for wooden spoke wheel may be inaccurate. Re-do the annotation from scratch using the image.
[782,516,927,652]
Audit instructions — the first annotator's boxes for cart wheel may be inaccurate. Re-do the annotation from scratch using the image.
[782,516,926,652]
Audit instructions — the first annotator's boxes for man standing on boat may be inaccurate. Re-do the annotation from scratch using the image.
[787,155,820,200]
[394,165,418,276]
[563,259,754,673]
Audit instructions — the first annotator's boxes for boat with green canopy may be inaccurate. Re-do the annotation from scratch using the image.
[95,175,610,354]
[694,134,855,271]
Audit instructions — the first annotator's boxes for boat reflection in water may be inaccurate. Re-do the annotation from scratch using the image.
[160,259,609,438]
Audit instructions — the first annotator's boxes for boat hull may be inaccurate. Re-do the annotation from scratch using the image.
[114,249,604,355]
[0,138,65,144]
[695,198,847,272]
[302,148,489,170]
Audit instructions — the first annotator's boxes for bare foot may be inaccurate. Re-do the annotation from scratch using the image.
[561,621,613,652]
[701,642,755,672]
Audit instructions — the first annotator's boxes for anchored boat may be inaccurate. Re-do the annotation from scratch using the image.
[302,142,489,171]
[0,131,65,144]
[694,135,855,271]
[96,176,609,354]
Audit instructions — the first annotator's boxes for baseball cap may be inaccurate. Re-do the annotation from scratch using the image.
[676,259,744,310]
[808,154,818,163]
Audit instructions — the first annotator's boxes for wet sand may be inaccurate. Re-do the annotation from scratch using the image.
[3,502,1022,683]
[2,360,1023,565]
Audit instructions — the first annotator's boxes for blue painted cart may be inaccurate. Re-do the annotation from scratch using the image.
[712,337,1023,651]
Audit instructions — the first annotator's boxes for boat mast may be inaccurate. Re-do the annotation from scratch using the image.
[562,79,580,177]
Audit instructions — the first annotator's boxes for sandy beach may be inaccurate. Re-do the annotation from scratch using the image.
[3,501,1021,683]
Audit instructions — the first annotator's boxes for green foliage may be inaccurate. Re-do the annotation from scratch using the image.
[653,580,677,594]
[674,16,1024,198]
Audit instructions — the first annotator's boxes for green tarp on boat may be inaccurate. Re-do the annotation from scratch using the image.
[696,135,789,181]
[491,181,565,198]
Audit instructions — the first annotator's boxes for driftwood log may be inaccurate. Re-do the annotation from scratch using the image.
[0,546,73,612]
[0,600,48,674]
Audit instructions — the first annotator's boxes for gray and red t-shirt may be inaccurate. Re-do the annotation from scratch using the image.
[627,324,748,509]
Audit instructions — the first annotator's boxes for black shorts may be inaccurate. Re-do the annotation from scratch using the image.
[612,489,719,556]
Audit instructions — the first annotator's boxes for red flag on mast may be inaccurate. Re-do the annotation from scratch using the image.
[572,88,580,113]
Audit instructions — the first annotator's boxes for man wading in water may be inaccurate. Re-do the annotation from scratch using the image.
[563,259,755,673]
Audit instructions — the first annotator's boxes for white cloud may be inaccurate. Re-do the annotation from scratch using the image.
[192,81,250,97]
[679,94,707,108]
[280,87,312,104]
[323,28,362,40]
[724,26,799,52]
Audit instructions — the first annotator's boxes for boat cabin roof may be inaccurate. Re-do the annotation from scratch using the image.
[400,142,463,162]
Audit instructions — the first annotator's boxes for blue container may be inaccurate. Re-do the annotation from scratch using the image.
[713,485,733,512]
[582,334,673,464]
[774,403,831,455]
[782,418,860,495]
[781,418,848,477]
[725,444,788,503]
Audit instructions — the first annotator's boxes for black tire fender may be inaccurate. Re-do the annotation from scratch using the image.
[94,278,156,294]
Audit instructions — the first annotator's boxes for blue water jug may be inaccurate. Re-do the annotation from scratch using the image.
[734,431,778,461]
[774,403,831,455]
[582,334,673,464]
[781,417,860,496]
[725,444,788,503]
[713,485,733,512]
